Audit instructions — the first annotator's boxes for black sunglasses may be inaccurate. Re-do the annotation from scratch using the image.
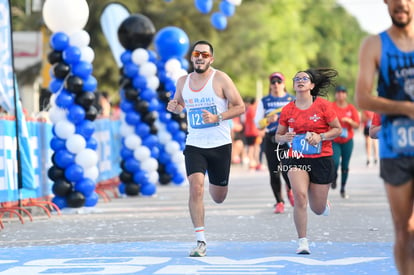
[271,78,283,85]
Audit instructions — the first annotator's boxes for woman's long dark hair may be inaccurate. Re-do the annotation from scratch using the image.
[297,68,338,97]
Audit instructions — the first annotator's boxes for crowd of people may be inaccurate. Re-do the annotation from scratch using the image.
[166,2,413,272]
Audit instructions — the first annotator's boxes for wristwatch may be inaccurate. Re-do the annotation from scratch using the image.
[218,113,223,122]
[320,133,326,141]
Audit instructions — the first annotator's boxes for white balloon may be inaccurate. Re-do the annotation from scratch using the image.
[54,120,75,139]
[141,158,158,172]
[148,171,159,184]
[124,134,142,150]
[83,166,99,181]
[165,141,180,154]
[131,48,149,65]
[146,76,160,91]
[43,0,89,35]
[227,0,242,5]
[49,106,67,123]
[165,58,181,72]
[80,46,95,63]
[66,134,86,154]
[158,130,172,144]
[172,151,185,163]
[120,123,135,137]
[133,146,151,162]
[70,30,90,47]
[139,62,157,77]
[75,148,98,168]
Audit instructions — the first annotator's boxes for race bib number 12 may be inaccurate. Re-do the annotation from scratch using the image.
[188,106,219,129]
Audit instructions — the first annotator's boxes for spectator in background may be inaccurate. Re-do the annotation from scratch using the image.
[231,115,247,165]
[99,91,112,118]
[244,96,263,170]
[331,85,360,199]
[361,110,379,166]
[255,72,295,214]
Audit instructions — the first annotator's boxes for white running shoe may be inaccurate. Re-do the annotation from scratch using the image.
[322,201,331,216]
[296,238,311,254]
[189,241,207,257]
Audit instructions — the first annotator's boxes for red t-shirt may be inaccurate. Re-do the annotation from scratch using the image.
[372,112,381,126]
[279,97,338,158]
[331,102,360,144]
[244,103,259,137]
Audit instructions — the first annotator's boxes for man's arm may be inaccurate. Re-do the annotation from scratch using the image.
[355,35,414,118]
[215,71,245,121]
[166,76,186,114]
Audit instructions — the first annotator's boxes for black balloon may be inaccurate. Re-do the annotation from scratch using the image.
[75,92,96,109]
[135,100,149,113]
[53,62,70,79]
[158,91,171,102]
[124,87,139,101]
[48,50,63,64]
[118,14,156,50]
[66,191,86,208]
[125,183,140,196]
[159,173,171,185]
[52,179,72,197]
[65,76,84,94]
[150,124,158,135]
[48,165,65,181]
[143,111,158,124]
[85,105,98,121]
[119,171,134,184]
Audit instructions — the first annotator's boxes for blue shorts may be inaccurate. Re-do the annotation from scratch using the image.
[183,144,232,186]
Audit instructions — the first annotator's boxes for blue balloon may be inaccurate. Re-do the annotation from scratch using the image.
[50,32,69,51]
[118,183,126,194]
[86,137,98,150]
[120,147,134,159]
[194,0,213,14]
[54,149,75,169]
[219,0,236,17]
[148,50,158,62]
[74,178,96,197]
[76,120,95,139]
[132,74,147,90]
[151,146,160,159]
[135,122,150,137]
[72,61,93,79]
[49,78,63,93]
[84,192,99,207]
[120,50,132,65]
[50,136,66,151]
[65,164,84,182]
[140,88,156,102]
[124,158,141,173]
[154,26,190,60]
[52,196,67,209]
[211,12,228,30]
[123,62,139,78]
[56,90,74,109]
[158,111,172,123]
[68,104,86,124]
[148,98,160,112]
[120,100,134,112]
[83,75,97,92]
[172,173,185,185]
[63,46,81,64]
[125,111,141,125]
[167,120,180,134]
[140,183,156,196]
[133,169,149,184]
[142,134,158,148]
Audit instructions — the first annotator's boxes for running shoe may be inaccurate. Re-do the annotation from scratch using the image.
[331,181,337,189]
[322,200,331,216]
[340,190,349,199]
[296,238,311,254]
[189,241,207,257]
[287,190,295,207]
[274,202,285,214]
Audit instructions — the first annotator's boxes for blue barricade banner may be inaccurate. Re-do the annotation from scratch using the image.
[0,119,122,203]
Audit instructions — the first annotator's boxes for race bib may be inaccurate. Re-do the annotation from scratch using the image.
[390,118,414,153]
[188,106,219,129]
[340,128,348,138]
[291,134,321,155]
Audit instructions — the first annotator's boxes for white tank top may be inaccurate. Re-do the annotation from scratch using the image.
[182,69,231,148]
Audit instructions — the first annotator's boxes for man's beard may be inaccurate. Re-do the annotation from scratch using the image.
[194,63,209,73]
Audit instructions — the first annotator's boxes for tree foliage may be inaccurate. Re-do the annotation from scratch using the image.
[11,0,367,101]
